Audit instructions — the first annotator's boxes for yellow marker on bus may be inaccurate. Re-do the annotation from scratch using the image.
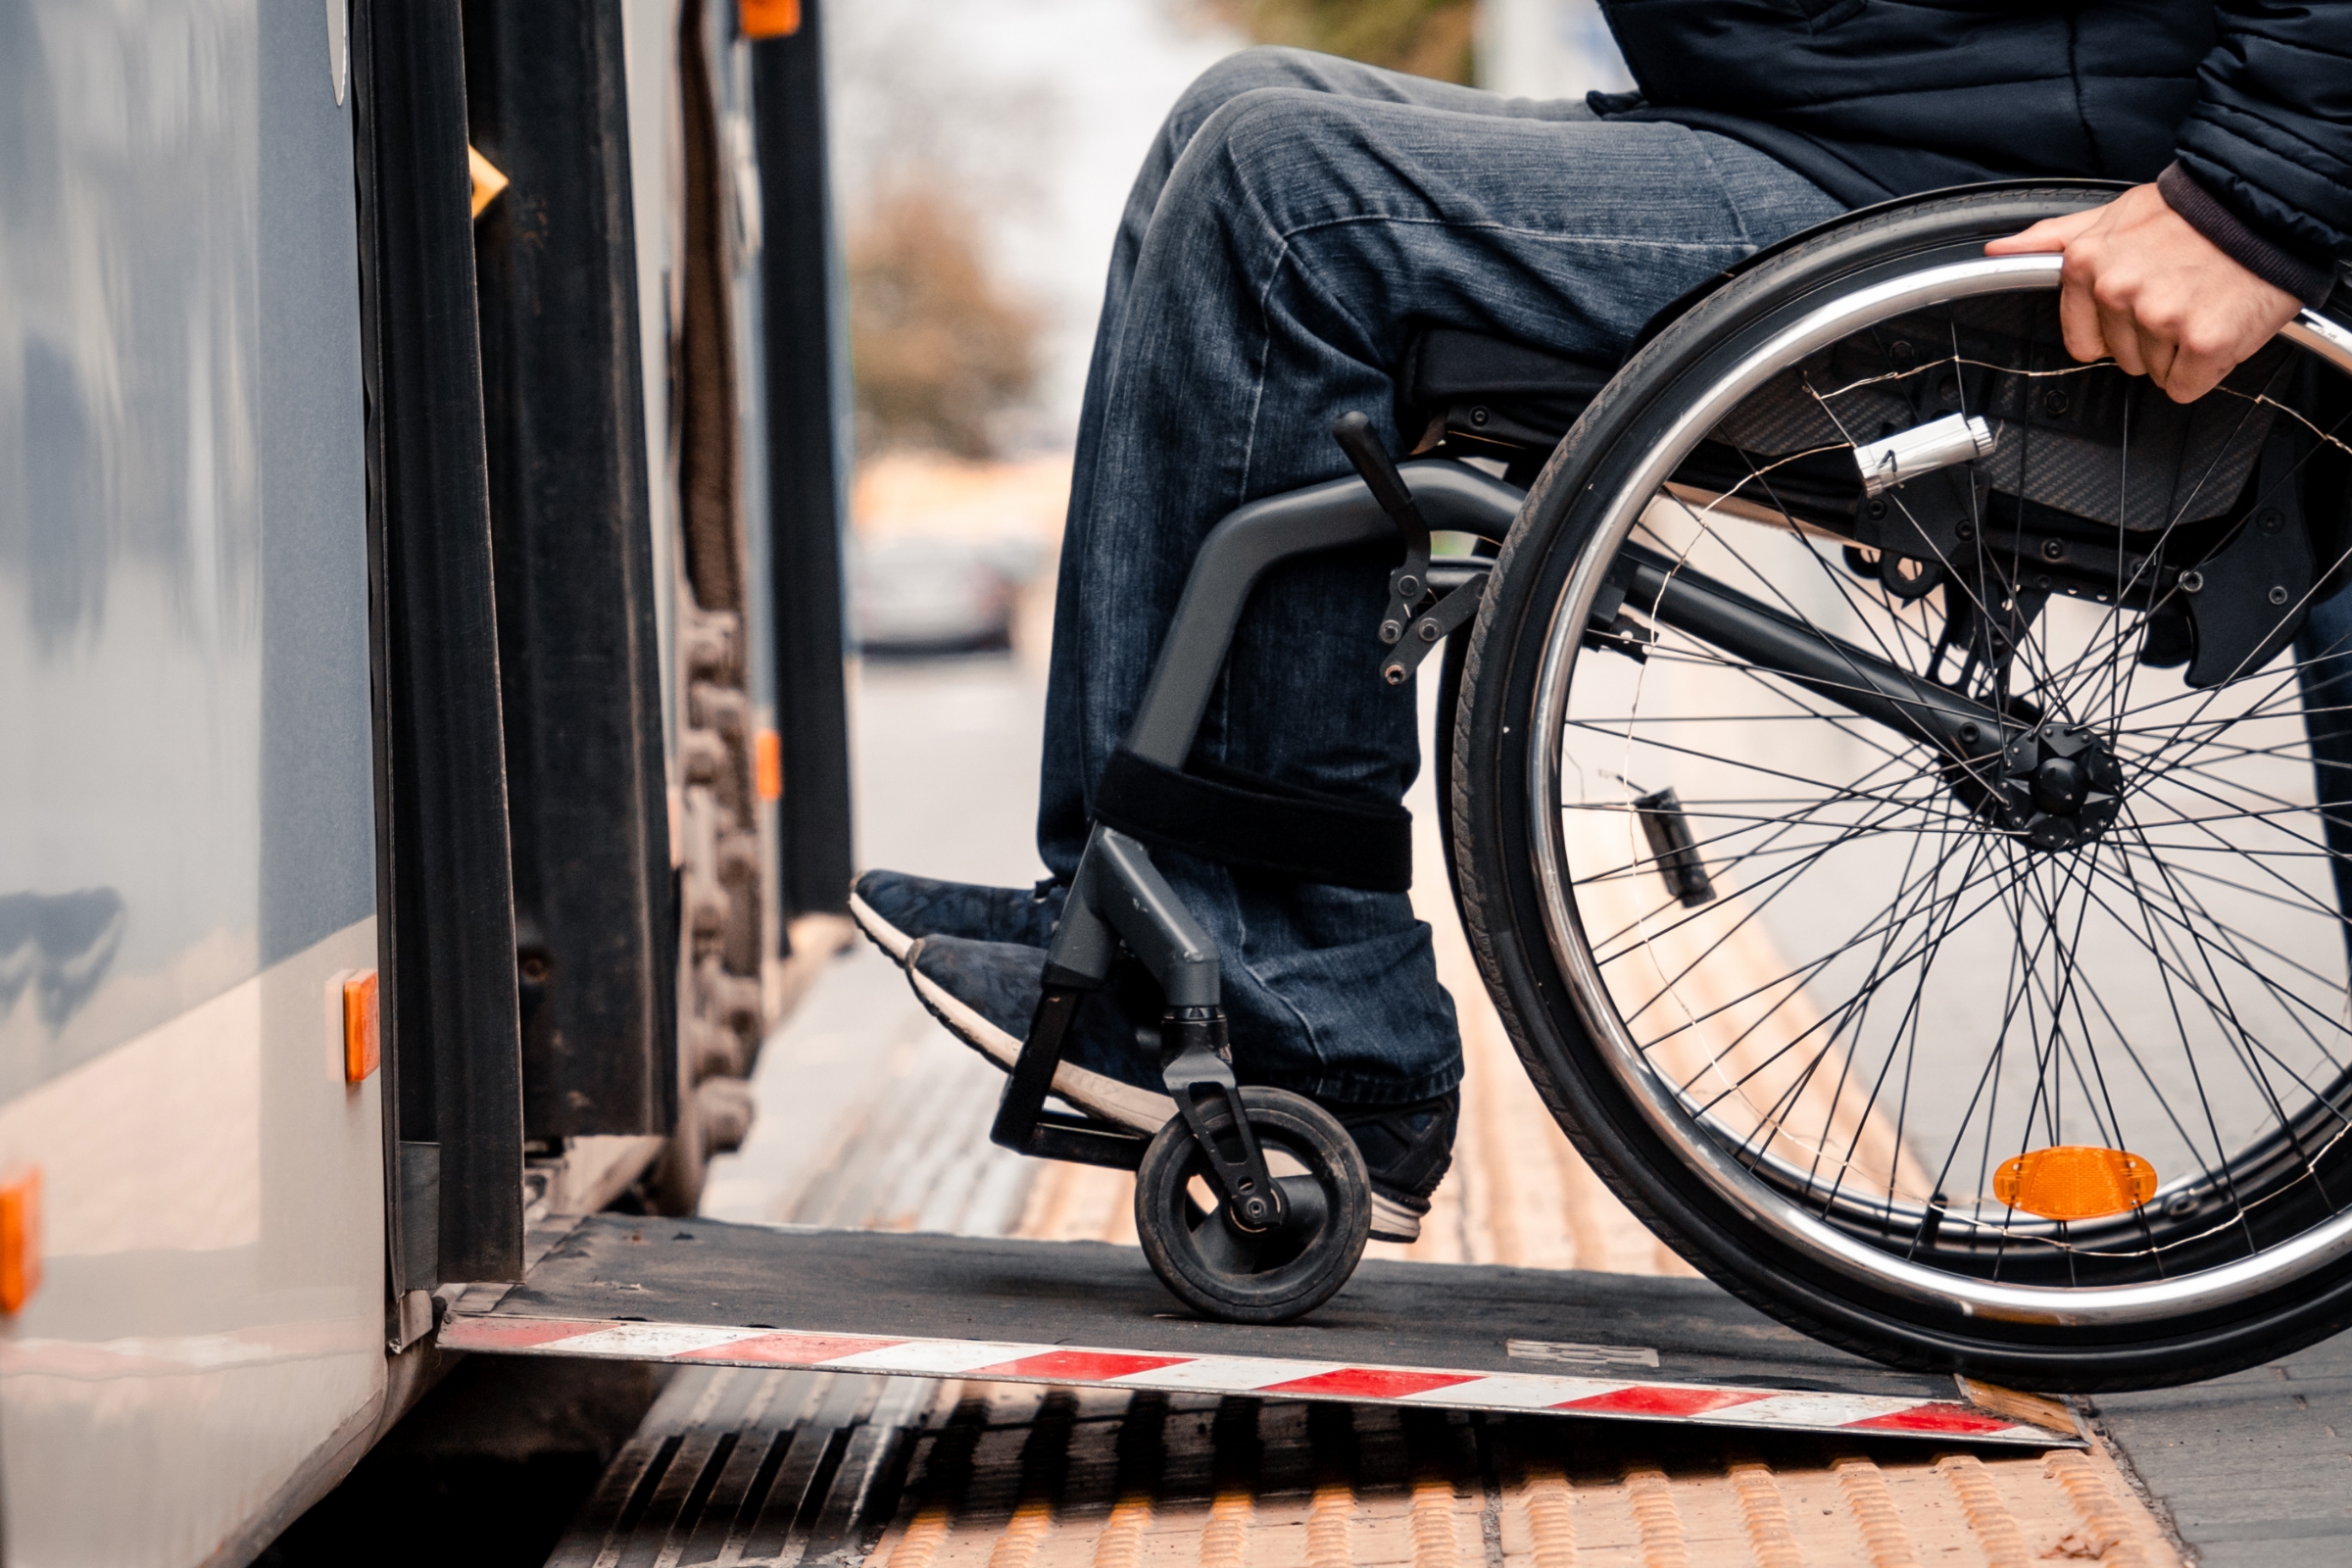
[467,146,509,220]
[1993,1146,2158,1221]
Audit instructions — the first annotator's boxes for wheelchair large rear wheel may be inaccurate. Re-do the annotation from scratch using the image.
[1455,184,2352,1389]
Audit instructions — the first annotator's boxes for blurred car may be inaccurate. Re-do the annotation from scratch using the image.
[851,535,1038,655]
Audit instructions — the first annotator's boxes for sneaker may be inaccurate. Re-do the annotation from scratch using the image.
[851,870,1064,964]
[904,928,1455,1245]
[904,935,1174,1133]
[1331,1093,1458,1245]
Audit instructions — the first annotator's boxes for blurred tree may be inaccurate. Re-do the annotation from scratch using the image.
[1201,0,1477,84]
[846,182,1040,458]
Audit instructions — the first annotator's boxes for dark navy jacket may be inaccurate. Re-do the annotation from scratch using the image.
[1592,0,2352,274]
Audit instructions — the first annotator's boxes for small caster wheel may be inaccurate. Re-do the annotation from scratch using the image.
[1134,1086,1371,1324]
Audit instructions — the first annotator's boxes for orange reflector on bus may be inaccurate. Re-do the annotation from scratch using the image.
[740,0,801,39]
[344,970,381,1084]
[756,728,783,802]
[0,1167,41,1313]
[1993,1146,2157,1221]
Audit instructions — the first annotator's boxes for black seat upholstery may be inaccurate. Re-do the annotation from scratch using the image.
[1394,327,1614,460]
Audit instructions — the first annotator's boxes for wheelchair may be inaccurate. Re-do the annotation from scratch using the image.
[987,182,2352,1391]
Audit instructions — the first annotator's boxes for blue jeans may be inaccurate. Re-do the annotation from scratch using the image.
[1037,49,1845,1104]
[2301,586,2352,927]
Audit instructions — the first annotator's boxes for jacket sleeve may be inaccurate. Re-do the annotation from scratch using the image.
[2172,0,2352,274]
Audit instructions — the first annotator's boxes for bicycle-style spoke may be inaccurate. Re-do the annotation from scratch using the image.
[2107,806,2351,1135]
[2070,848,2352,1112]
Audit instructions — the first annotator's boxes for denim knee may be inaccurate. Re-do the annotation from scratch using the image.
[1155,86,1392,256]
[1165,47,1342,153]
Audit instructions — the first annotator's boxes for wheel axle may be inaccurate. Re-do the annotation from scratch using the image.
[1988,724,2124,851]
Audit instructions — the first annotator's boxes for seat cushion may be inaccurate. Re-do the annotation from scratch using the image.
[1395,327,1614,455]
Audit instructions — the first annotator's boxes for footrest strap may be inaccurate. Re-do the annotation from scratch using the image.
[1095,749,1410,893]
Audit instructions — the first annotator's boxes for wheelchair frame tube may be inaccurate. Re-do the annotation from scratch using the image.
[1022,459,1524,1151]
[1617,542,2001,752]
[1050,825,1221,1007]
[1122,460,1525,767]
[1048,460,1520,987]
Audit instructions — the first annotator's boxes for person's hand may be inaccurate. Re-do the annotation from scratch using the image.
[1985,182,2300,404]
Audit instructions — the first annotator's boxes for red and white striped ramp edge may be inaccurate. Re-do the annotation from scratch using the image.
[438,1315,2070,1446]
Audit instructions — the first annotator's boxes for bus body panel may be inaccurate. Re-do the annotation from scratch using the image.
[0,1,385,1558]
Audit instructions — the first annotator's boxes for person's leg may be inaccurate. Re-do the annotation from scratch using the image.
[1046,87,1843,1106]
[2298,584,2352,932]
[863,48,1598,958]
[1040,49,1604,876]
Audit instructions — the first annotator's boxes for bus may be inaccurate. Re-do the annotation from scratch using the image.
[0,1,850,1559]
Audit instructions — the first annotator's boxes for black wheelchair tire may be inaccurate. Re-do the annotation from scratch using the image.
[1451,183,2352,1391]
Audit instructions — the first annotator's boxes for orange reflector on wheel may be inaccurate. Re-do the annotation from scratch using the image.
[1993,1146,2157,1221]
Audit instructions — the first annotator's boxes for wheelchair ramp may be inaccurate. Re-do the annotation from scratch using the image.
[443,1215,2071,1447]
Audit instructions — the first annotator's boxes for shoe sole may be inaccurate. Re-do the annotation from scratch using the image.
[849,891,914,964]
[1368,1192,1424,1245]
[905,959,1177,1136]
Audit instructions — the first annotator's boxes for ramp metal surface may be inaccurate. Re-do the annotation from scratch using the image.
[445,1215,2070,1446]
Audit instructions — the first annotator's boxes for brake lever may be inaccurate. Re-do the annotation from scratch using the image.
[1331,411,1491,684]
[1331,411,1432,648]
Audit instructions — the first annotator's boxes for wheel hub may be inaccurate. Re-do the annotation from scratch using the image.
[1991,724,2123,850]
[2032,755,2086,813]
